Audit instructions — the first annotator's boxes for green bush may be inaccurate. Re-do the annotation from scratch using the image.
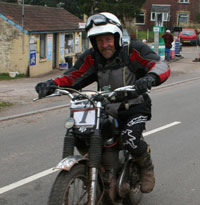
[137,30,154,42]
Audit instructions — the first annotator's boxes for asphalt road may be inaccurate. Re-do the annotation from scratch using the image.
[1,78,200,205]
[1,46,200,204]
[140,79,200,205]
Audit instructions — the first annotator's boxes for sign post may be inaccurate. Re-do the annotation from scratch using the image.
[152,26,165,60]
[153,26,160,54]
[152,8,166,60]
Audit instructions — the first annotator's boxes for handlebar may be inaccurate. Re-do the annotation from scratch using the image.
[108,85,136,98]
[33,88,74,101]
[33,85,137,102]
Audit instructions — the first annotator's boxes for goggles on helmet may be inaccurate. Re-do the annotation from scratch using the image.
[85,14,122,33]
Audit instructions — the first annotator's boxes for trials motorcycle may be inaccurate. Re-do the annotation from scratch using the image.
[38,85,144,205]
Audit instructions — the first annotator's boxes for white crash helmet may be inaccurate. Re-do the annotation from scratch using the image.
[86,12,123,49]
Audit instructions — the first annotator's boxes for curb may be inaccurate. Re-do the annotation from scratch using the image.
[0,104,69,122]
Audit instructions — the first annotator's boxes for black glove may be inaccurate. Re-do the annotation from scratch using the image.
[135,75,155,95]
[35,79,57,99]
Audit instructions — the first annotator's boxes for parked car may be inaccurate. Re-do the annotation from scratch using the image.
[179,28,197,45]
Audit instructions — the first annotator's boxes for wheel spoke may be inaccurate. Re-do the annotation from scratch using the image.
[48,165,101,205]
[64,176,88,205]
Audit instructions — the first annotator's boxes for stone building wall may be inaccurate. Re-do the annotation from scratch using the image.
[0,17,84,77]
[0,18,29,74]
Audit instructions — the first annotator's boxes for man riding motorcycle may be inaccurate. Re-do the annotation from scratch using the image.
[35,12,170,193]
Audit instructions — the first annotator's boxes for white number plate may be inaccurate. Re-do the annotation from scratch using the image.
[73,109,96,126]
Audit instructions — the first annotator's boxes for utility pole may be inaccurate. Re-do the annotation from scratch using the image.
[22,0,25,53]
[17,0,24,53]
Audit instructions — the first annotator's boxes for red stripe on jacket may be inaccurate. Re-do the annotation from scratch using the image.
[54,56,94,87]
[130,48,151,68]
[160,67,171,82]
[130,48,170,83]
[71,56,94,79]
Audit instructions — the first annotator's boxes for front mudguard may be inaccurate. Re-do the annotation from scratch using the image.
[53,155,88,172]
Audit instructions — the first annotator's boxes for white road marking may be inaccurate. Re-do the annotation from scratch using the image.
[143,121,181,137]
[0,168,58,194]
[0,121,181,195]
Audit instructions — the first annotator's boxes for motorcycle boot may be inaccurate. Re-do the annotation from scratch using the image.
[135,146,155,193]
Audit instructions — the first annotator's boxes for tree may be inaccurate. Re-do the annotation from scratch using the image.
[76,0,94,16]
[1,0,17,3]
[44,0,59,7]
[77,0,146,25]
[62,0,82,18]
[24,0,45,6]
[24,0,60,6]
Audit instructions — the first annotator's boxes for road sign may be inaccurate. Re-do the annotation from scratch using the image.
[153,26,165,33]
[153,26,160,32]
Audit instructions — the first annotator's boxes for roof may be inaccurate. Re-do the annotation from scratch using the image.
[0,2,83,33]
[151,4,171,13]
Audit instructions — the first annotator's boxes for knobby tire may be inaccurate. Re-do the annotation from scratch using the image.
[48,164,101,205]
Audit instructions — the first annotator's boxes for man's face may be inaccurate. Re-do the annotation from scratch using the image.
[96,34,116,59]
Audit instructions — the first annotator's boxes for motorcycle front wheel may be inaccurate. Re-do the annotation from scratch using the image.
[48,164,102,205]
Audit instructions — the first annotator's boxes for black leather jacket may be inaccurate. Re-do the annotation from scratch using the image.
[53,40,170,119]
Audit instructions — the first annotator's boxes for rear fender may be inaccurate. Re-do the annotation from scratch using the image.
[53,155,88,171]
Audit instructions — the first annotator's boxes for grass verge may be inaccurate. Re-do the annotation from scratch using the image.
[0,101,14,109]
[0,73,26,80]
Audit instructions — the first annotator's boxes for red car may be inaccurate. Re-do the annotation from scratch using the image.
[179,28,197,45]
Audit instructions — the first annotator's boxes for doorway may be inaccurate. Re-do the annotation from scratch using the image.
[53,33,57,68]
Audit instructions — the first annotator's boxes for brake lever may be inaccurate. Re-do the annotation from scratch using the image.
[33,90,61,101]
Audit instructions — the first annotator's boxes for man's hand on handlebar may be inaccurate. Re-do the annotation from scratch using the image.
[35,80,57,99]
[135,74,156,95]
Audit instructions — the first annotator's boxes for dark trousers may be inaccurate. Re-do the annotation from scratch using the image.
[165,47,171,61]
[121,114,148,157]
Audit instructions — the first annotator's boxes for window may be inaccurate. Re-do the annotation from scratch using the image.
[151,13,156,21]
[151,12,169,21]
[40,34,46,59]
[177,13,189,24]
[163,13,168,21]
[135,13,145,24]
[179,0,189,3]
[181,30,195,35]
[65,34,74,54]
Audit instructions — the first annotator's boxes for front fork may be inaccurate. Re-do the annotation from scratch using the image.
[62,102,102,205]
[88,131,102,204]
[62,131,102,205]
[89,167,99,205]
[88,102,102,205]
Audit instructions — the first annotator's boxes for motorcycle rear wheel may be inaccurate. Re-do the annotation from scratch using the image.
[48,164,102,205]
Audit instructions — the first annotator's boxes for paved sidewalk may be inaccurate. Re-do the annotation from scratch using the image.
[0,69,67,119]
[1,54,200,120]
